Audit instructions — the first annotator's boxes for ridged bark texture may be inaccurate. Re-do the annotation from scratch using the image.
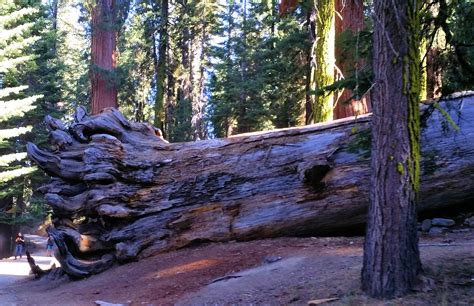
[362,0,422,298]
[26,94,474,278]
[334,0,371,119]
[91,0,118,115]
[312,0,335,122]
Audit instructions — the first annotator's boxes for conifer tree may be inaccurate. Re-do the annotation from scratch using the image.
[208,0,309,137]
[0,3,42,258]
[362,0,423,297]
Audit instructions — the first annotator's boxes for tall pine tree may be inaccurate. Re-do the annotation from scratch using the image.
[0,3,42,258]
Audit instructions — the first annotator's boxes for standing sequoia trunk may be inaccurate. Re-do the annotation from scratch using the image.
[362,0,422,298]
[334,0,371,119]
[27,93,474,278]
[91,0,118,115]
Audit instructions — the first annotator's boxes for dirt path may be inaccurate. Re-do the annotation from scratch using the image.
[0,235,52,305]
[5,231,474,306]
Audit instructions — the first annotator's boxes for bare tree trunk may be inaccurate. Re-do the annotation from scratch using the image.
[237,0,249,134]
[154,0,168,131]
[191,4,207,141]
[91,0,118,115]
[334,0,371,119]
[426,48,442,99]
[27,93,474,278]
[312,0,335,122]
[223,2,235,137]
[362,0,422,298]
[50,0,59,55]
[305,9,316,125]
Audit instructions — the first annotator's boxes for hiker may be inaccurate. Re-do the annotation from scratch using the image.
[14,232,25,259]
[46,236,54,256]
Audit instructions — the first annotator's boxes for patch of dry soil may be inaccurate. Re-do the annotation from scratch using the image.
[6,231,474,306]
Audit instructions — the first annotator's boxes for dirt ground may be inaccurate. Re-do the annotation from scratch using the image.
[4,230,474,306]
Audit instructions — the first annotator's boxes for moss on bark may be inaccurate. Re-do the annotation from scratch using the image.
[312,0,335,122]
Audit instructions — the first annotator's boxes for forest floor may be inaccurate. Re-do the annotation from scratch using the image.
[2,230,473,306]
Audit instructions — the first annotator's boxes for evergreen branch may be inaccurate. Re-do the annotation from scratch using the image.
[0,166,37,183]
[0,56,35,73]
[433,102,460,132]
[0,8,38,26]
[0,36,41,58]
[0,22,35,42]
[0,86,28,99]
[0,126,33,141]
[0,152,27,166]
[0,95,41,122]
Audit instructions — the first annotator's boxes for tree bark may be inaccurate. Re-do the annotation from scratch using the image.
[27,93,474,278]
[334,0,371,119]
[362,0,422,298]
[305,9,316,124]
[237,0,250,134]
[191,3,208,141]
[312,0,335,122]
[153,0,168,131]
[91,0,118,115]
[0,196,14,259]
[26,251,48,279]
[0,223,13,259]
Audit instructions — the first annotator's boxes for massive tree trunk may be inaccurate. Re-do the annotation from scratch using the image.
[312,0,335,122]
[27,93,474,278]
[90,0,118,115]
[334,0,371,119]
[362,0,422,298]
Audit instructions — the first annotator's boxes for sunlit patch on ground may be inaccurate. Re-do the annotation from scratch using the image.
[153,259,220,279]
[0,256,55,277]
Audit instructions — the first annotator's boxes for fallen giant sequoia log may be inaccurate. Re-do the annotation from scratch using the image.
[28,94,474,277]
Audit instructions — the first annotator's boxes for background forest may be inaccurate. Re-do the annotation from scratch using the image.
[0,0,473,258]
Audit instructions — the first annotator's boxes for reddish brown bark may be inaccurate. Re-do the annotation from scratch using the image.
[426,48,442,99]
[279,0,298,15]
[91,0,118,115]
[334,0,371,119]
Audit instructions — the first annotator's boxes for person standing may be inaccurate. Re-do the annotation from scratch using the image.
[14,232,25,260]
[46,236,54,257]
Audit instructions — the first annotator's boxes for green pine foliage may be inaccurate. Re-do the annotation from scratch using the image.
[117,0,155,122]
[207,0,310,137]
[438,1,474,94]
[0,0,62,225]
